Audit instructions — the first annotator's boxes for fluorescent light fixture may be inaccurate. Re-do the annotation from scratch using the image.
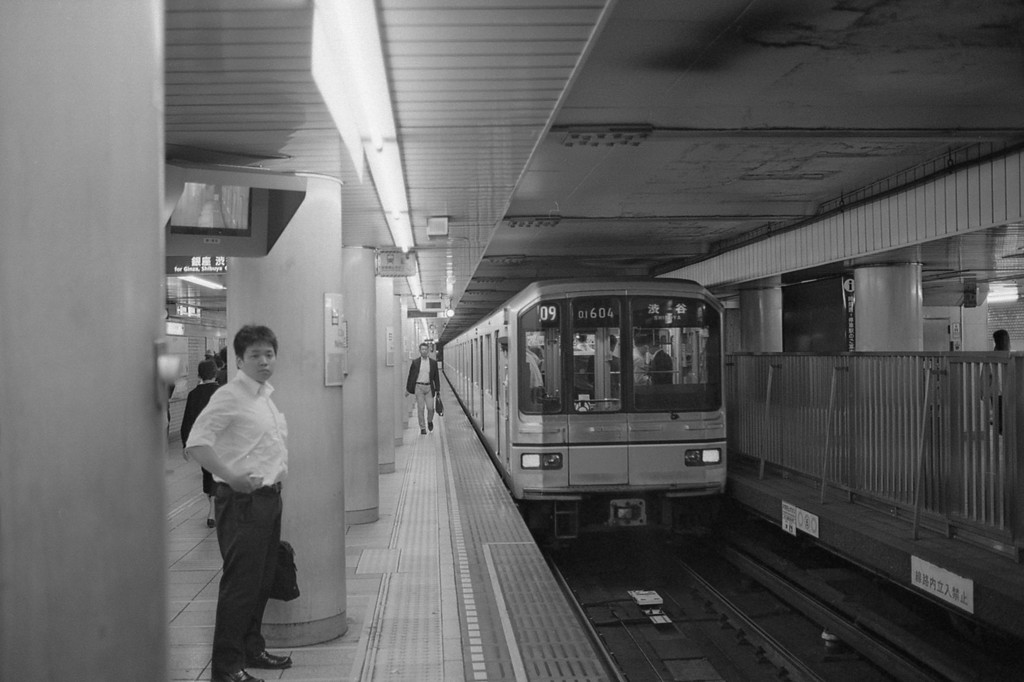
[988,283,1018,304]
[179,275,225,290]
[311,0,416,255]
[406,257,423,309]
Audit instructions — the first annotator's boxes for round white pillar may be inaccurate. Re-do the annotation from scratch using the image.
[393,295,406,443]
[0,4,167,680]
[342,246,380,523]
[376,276,396,474]
[229,177,347,645]
[854,263,923,351]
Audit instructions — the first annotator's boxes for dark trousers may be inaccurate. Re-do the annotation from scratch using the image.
[212,485,282,675]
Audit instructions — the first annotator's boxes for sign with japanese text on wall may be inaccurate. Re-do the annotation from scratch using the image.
[842,277,856,351]
[167,255,227,275]
[910,556,973,613]
[376,248,416,277]
[781,501,819,538]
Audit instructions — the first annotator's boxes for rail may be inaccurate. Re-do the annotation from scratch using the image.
[726,352,1024,559]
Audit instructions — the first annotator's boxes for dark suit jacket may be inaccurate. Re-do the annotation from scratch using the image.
[406,357,440,395]
[649,349,674,385]
[180,381,219,444]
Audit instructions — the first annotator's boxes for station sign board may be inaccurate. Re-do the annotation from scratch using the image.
[376,248,416,277]
[167,255,227,275]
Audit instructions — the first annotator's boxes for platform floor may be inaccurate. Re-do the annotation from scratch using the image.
[166,384,610,682]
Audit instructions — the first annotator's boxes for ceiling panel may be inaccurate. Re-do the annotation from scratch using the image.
[164,0,1024,345]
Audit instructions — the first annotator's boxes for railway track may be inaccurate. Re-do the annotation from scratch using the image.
[547,514,1024,681]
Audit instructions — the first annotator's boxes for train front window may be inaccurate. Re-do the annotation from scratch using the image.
[630,296,721,411]
[571,297,621,413]
[519,301,563,414]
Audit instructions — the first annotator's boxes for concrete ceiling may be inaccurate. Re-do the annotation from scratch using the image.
[164,0,1024,344]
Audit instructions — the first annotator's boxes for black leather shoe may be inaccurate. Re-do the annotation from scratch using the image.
[428,421,434,432]
[420,428,427,434]
[211,670,263,682]
[248,650,292,669]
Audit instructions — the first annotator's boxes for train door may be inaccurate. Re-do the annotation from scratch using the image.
[498,337,509,468]
[567,296,628,485]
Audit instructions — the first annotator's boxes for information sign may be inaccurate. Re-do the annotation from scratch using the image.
[910,556,973,613]
[781,501,819,538]
[376,248,416,277]
[167,255,227,275]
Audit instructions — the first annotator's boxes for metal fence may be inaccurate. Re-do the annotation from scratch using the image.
[726,352,1024,557]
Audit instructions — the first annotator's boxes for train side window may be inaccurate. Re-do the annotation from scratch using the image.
[519,301,563,414]
[571,297,621,413]
[630,296,721,411]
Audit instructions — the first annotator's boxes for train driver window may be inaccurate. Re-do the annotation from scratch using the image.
[630,296,721,411]
[571,297,621,412]
[519,302,562,414]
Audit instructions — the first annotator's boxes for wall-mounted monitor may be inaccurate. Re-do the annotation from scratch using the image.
[165,165,307,257]
[169,183,252,237]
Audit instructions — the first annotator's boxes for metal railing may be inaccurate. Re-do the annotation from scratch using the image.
[726,352,1023,558]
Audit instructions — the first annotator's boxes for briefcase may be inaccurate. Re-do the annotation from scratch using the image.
[270,540,300,601]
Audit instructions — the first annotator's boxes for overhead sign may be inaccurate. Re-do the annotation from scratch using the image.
[408,310,439,318]
[167,255,227,275]
[376,248,416,277]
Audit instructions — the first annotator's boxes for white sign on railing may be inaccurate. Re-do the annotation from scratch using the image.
[781,501,819,538]
[910,556,974,613]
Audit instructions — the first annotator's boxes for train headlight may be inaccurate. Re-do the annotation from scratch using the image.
[684,448,721,466]
[521,453,563,470]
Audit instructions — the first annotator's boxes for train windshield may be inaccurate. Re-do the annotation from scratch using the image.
[570,297,622,413]
[630,296,721,412]
[519,301,563,414]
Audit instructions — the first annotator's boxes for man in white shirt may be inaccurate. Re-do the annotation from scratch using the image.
[186,325,291,682]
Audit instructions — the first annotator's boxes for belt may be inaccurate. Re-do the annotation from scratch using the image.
[417,382,431,385]
[218,481,282,495]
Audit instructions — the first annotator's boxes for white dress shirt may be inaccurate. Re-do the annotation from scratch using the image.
[186,370,288,486]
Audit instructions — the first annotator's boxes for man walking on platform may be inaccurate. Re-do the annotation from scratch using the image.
[186,325,292,682]
[406,342,440,434]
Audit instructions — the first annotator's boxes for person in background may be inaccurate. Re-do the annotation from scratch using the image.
[185,325,292,682]
[181,358,221,528]
[648,340,674,385]
[215,346,229,385]
[405,342,440,434]
[994,329,1010,351]
[633,334,652,386]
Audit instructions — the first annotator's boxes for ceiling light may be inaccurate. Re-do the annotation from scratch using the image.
[179,275,225,290]
[312,0,416,255]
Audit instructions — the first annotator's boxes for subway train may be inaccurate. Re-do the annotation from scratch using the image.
[444,279,726,539]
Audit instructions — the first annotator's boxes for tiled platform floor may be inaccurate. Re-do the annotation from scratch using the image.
[166,411,458,681]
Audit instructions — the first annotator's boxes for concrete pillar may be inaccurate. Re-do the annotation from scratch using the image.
[342,246,380,524]
[0,3,166,680]
[738,278,783,352]
[229,177,347,645]
[393,294,406,444]
[376,276,396,474]
[854,263,923,351]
